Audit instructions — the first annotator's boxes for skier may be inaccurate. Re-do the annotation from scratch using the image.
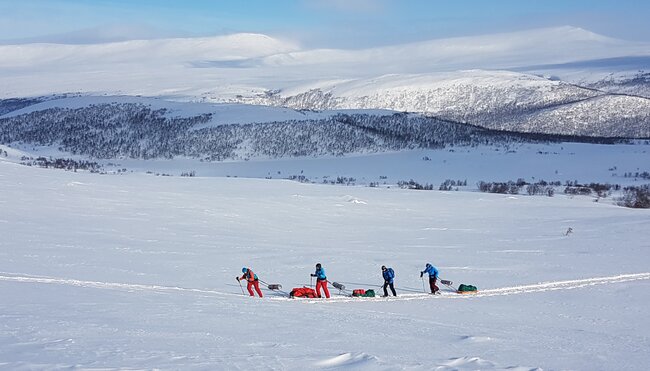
[420,263,439,294]
[237,267,263,297]
[310,263,330,298]
[381,265,397,297]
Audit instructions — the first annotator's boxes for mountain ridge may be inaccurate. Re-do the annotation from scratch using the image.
[1,26,648,139]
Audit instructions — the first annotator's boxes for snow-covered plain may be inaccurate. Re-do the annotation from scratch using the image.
[1,145,649,369]
[6,141,650,188]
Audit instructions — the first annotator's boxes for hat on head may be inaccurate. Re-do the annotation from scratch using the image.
[381,265,386,270]
[242,267,248,273]
[316,263,321,268]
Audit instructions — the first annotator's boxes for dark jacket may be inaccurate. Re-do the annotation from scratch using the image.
[382,268,395,283]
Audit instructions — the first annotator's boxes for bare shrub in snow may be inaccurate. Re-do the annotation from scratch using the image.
[617,185,650,208]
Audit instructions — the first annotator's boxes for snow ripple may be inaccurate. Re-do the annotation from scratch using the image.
[314,352,379,369]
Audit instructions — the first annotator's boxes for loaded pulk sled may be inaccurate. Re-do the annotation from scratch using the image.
[441,279,478,294]
[351,288,376,297]
[290,287,317,298]
[332,282,376,298]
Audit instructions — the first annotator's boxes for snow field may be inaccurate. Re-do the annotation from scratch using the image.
[1,159,649,369]
[5,141,649,190]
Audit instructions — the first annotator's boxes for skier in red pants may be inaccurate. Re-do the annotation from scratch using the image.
[311,263,330,298]
[237,267,263,297]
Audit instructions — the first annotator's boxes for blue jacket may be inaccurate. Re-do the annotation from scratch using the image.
[422,264,439,278]
[382,268,395,283]
[314,267,327,281]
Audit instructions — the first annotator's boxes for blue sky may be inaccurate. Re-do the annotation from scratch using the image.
[1,0,649,47]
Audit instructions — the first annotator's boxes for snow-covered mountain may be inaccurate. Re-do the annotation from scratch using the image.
[0,33,298,69]
[259,26,648,73]
[2,26,647,96]
[1,27,649,139]
[254,71,649,137]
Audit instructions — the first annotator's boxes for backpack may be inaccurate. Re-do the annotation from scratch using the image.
[362,289,375,297]
[290,287,317,298]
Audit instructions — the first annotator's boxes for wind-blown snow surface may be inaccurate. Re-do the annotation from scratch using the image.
[1,161,649,370]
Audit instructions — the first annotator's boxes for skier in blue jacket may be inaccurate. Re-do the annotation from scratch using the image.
[310,263,330,298]
[420,263,439,294]
[381,265,397,297]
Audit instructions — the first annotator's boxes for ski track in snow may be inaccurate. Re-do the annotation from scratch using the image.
[1,272,648,303]
[0,272,241,298]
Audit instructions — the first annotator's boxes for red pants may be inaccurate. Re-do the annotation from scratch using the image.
[247,280,263,297]
[429,277,439,294]
[316,280,330,298]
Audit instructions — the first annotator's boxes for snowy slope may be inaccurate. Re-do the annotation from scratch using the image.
[3,95,648,168]
[0,159,649,370]
[0,95,395,127]
[261,71,649,137]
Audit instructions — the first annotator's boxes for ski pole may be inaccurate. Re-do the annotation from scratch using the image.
[421,276,426,293]
[236,278,245,295]
[310,275,313,288]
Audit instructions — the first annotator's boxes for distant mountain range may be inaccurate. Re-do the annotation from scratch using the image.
[234,71,650,138]
[0,26,648,154]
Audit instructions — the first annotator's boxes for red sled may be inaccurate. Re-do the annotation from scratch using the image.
[290,287,317,298]
[352,289,366,297]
